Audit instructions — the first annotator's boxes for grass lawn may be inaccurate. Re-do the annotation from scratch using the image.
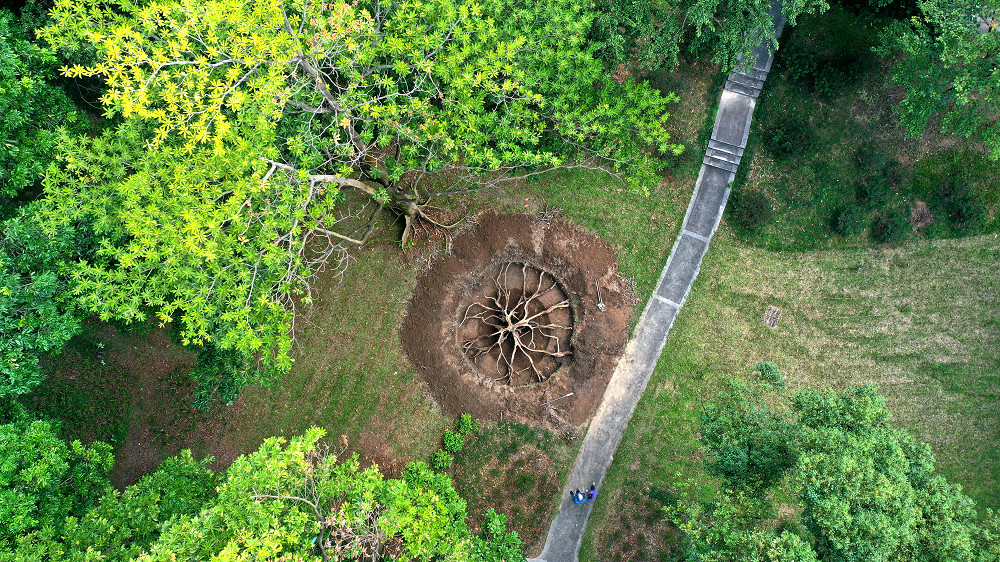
[581,228,1000,561]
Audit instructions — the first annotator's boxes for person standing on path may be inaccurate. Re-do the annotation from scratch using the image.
[571,489,586,504]
[587,483,598,503]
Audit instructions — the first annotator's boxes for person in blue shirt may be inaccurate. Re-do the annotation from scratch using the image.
[571,489,586,504]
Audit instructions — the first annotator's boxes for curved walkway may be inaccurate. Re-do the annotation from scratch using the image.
[529,6,787,561]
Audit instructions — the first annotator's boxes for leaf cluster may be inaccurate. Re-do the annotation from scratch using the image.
[0,9,88,199]
[676,378,1000,560]
[1,423,525,560]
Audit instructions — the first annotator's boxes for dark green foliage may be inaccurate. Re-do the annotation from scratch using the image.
[0,206,90,398]
[0,9,86,200]
[877,0,1000,159]
[12,451,219,560]
[700,380,798,493]
[754,361,785,387]
[776,7,881,100]
[833,205,866,236]
[909,150,996,238]
[186,344,279,410]
[675,380,1000,560]
[936,174,983,231]
[588,0,675,71]
[3,427,525,560]
[869,204,910,244]
[767,115,817,159]
[727,189,774,232]
[853,144,904,210]
[0,417,114,549]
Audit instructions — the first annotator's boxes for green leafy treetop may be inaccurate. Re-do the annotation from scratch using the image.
[670,380,1000,561]
[37,0,681,387]
[0,9,87,199]
[587,0,830,73]
[2,419,524,560]
[878,0,1000,158]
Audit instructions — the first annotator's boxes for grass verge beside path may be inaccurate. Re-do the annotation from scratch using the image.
[581,229,1000,561]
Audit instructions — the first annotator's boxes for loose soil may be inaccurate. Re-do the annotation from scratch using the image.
[402,213,633,429]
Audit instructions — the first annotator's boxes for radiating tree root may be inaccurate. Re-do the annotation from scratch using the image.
[460,262,572,384]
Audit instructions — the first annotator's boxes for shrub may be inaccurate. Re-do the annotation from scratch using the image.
[755,362,785,387]
[443,430,464,453]
[455,413,478,436]
[728,189,774,232]
[855,179,893,209]
[870,205,911,244]
[834,205,866,236]
[938,175,983,230]
[768,116,817,159]
[432,450,454,471]
[514,472,536,494]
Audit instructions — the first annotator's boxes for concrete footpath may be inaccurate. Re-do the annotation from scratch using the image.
[529,6,787,561]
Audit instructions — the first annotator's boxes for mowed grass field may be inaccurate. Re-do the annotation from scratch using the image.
[582,229,1000,561]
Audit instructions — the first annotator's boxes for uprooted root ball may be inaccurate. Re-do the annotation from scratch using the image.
[401,213,632,429]
[459,262,573,386]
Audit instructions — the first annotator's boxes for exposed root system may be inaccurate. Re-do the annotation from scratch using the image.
[460,262,572,385]
[401,213,633,429]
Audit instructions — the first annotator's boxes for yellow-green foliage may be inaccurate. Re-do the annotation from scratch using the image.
[35,0,682,390]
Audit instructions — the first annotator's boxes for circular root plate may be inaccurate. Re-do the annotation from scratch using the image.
[401,213,633,429]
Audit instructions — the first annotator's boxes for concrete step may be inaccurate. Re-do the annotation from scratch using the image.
[705,146,741,165]
[708,138,746,156]
[733,66,769,82]
[727,72,765,93]
[723,78,760,98]
[703,153,740,173]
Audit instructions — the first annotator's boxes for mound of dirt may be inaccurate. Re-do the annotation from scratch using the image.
[401,213,633,429]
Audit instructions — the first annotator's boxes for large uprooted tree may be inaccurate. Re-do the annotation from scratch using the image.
[37,0,681,390]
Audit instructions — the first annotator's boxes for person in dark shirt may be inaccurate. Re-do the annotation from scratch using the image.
[587,483,598,502]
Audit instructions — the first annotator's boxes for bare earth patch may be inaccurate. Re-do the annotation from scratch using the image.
[402,213,633,429]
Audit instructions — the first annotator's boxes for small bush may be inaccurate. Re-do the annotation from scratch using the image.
[755,361,785,387]
[443,430,464,453]
[855,179,893,209]
[455,413,478,436]
[432,450,454,470]
[769,116,817,159]
[729,190,774,232]
[938,175,983,230]
[870,205,911,244]
[514,472,536,494]
[834,205,866,236]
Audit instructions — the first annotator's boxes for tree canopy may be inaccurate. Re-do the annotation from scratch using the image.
[36,0,682,390]
[878,0,1000,157]
[0,8,87,199]
[669,378,1000,561]
[1,418,525,561]
[587,0,830,72]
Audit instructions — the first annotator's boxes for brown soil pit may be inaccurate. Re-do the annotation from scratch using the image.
[402,213,633,429]
[458,262,573,387]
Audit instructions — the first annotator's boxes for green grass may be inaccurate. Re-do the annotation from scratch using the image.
[449,421,582,554]
[581,228,1000,560]
[23,323,143,450]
